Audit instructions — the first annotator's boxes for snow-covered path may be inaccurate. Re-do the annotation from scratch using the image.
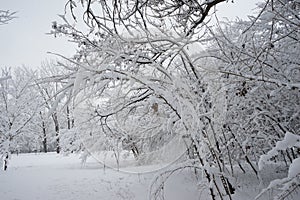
[0,153,198,200]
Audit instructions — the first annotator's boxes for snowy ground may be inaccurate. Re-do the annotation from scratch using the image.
[0,153,199,200]
[0,153,299,200]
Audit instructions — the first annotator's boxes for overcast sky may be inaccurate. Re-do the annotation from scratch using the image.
[0,0,261,69]
[0,0,76,69]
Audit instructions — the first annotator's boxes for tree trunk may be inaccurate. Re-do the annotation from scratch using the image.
[52,113,60,154]
[67,105,75,129]
[42,122,47,153]
[67,105,71,130]
[3,153,9,171]
[40,111,47,153]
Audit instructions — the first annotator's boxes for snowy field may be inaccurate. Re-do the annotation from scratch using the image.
[0,153,299,200]
[0,153,199,200]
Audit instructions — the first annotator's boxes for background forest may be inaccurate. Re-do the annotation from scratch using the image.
[1,1,299,199]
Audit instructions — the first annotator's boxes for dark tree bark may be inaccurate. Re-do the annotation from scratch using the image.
[3,153,9,171]
[40,111,47,153]
[67,105,73,129]
[52,113,60,154]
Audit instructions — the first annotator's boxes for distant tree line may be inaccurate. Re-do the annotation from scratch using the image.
[1,1,299,199]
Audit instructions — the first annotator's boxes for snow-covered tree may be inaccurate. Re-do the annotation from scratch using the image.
[46,0,299,199]
[34,61,75,154]
[198,0,300,198]
[0,67,40,170]
[49,0,240,199]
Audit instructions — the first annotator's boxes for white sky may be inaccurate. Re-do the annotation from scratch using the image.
[0,0,261,69]
[0,0,76,69]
